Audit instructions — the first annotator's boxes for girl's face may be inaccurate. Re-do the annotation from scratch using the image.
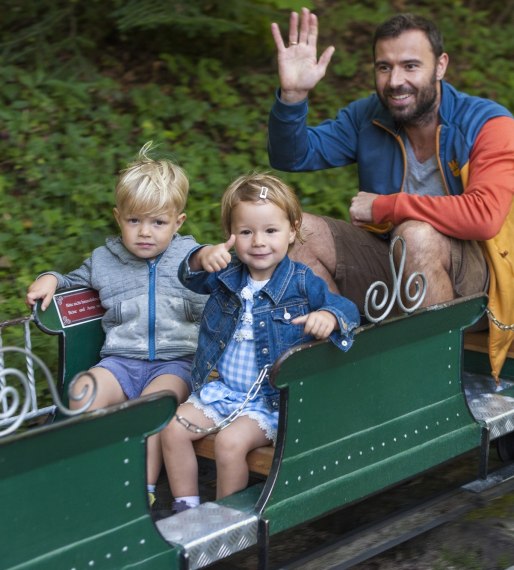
[231,200,296,281]
[113,207,186,260]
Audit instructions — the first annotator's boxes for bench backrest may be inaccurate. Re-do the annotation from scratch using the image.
[33,288,106,404]
[259,293,487,535]
[0,391,179,569]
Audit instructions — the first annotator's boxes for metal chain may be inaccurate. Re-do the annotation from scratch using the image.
[176,365,270,435]
[486,308,514,331]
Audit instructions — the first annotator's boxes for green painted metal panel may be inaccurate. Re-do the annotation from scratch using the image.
[263,295,487,534]
[0,393,181,569]
[33,288,106,404]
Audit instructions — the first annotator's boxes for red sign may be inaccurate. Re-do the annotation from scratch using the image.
[54,289,105,327]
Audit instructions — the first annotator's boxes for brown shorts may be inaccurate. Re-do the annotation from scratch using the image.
[323,216,489,313]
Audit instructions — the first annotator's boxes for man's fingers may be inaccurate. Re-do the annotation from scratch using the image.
[271,22,286,50]
[288,11,299,45]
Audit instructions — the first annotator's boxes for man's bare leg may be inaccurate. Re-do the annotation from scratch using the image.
[290,212,340,293]
[393,221,454,306]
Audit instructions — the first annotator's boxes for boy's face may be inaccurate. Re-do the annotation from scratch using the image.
[113,207,186,260]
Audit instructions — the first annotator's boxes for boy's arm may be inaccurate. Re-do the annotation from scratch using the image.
[25,257,94,311]
[25,274,59,311]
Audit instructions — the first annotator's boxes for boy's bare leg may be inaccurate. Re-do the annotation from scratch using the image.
[68,367,125,410]
[214,416,270,499]
[142,374,190,486]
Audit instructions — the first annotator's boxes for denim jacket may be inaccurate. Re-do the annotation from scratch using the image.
[179,248,360,410]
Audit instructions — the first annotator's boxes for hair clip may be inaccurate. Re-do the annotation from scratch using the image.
[259,186,269,199]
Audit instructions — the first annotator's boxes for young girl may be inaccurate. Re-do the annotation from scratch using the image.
[160,172,359,514]
[25,142,208,505]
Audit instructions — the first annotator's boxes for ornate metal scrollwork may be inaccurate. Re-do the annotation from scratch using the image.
[364,236,427,324]
[0,346,97,437]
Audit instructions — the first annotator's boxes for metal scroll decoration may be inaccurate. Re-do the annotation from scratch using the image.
[0,346,97,437]
[364,236,427,324]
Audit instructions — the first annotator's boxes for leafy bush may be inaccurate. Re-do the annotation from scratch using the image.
[1,0,512,381]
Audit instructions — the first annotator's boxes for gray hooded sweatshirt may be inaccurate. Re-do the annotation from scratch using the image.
[44,234,207,360]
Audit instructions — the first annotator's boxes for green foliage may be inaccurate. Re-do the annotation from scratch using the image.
[1,0,513,384]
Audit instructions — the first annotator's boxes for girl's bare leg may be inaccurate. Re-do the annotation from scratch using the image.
[214,416,271,499]
[142,374,190,486]
[161,403,215,498]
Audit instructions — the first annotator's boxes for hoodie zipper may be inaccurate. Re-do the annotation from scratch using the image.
[147,254,163,360]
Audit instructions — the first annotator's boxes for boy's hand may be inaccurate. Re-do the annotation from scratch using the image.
[25,274,58,311]
[292,310,338,339]
[192,235,236,273]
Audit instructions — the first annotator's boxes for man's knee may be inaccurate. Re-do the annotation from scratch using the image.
[290,213,338,290]
[394,221,450,263]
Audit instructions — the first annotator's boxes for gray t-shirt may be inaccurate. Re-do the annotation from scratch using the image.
[404,137,445,196]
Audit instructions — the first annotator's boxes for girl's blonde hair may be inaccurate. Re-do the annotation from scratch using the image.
[115,141,189,215]
[221,172,304,243]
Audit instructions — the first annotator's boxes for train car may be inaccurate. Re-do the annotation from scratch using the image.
[2,245,514,569]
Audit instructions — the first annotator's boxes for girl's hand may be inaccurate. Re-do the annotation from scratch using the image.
[25,274,58,311]
[292,310,338,339]
[195,235,236,272]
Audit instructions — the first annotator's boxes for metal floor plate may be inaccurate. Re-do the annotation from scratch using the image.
[463,371,514,438]
[156,502,259,569]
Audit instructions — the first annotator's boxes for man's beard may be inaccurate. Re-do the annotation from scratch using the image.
[378,71,439,127]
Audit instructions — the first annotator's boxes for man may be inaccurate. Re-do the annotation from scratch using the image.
[268,9,514,380]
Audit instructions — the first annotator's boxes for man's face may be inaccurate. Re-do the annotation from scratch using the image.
[374,30,448,126]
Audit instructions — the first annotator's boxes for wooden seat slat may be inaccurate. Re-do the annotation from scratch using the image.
[464,331,514,359]
[193,434,274,476]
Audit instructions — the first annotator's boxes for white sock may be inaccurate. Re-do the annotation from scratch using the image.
[147,484,156,493]
[175,495,200,508]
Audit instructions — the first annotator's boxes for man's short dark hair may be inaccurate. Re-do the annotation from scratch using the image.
[373,14,444,59]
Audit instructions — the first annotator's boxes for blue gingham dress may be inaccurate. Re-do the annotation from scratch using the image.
[188,277,278,443]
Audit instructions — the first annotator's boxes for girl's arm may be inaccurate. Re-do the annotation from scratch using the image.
[291,310,338,339]
[189,235,236,273]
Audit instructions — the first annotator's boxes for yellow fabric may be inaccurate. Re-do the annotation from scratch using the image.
[482,199,514,382]
[360,222,394,234]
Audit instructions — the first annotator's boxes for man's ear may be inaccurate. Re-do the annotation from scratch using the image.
[436,52,449,81]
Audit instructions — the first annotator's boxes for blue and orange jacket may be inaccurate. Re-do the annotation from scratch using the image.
[268,81,514,379]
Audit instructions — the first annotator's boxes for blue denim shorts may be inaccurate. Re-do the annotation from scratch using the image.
[96,355,194,400]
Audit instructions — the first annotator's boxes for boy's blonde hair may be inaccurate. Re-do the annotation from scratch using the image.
[115,141,189,215]
[221,172,304,243]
